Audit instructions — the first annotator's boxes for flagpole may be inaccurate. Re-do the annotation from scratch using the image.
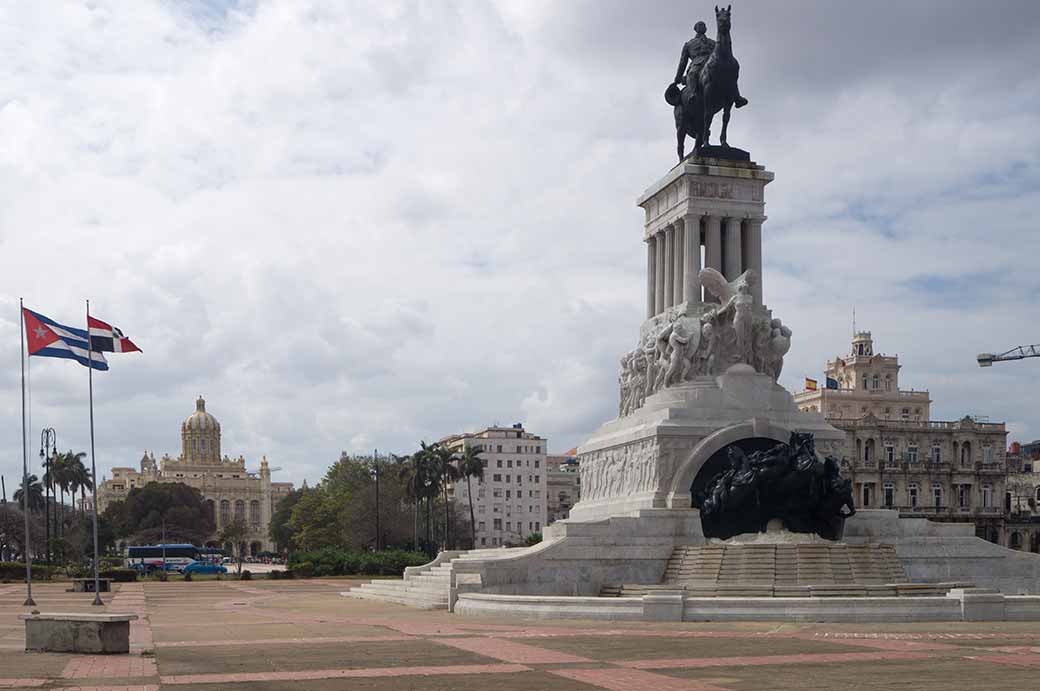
[20,299,36,606]
[86,299,102,606]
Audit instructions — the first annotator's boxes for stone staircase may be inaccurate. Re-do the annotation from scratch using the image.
[343,548,512,610]
[602,542,971,598]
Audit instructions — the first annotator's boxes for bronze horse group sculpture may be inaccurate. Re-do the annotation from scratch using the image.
[694,433,857,541]
[667,5,748,161]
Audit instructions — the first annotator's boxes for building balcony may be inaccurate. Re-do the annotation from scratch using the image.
[975,463,1006,474]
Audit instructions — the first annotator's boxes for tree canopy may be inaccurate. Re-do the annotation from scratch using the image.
[104,482,214,545]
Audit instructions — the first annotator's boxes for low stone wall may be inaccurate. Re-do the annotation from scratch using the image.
[845,510,1040,594]
[455,590,1040,623]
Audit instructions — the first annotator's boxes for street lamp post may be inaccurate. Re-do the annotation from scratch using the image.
[372,450,381,552]
[39,428,55,566]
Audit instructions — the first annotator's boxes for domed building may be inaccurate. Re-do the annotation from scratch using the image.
[95,397,295,555]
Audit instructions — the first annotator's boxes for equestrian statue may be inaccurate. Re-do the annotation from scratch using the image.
[666,5,749,161]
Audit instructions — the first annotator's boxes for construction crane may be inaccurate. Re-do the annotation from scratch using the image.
[977,344,1040,367]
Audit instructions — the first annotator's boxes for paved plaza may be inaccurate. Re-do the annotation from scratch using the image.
[1,580,1039,689]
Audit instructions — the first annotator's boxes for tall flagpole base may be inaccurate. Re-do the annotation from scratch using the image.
[23,597,36,607]
[91,594,104,606]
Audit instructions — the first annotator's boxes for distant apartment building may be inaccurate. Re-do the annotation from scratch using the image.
[442,424,547,547]
[546,451,580,524]
[794,331,1009,544]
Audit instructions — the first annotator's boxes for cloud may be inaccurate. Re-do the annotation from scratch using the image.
[1,0,1038,491]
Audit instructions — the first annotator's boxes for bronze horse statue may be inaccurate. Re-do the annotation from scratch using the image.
[666,5,747,160]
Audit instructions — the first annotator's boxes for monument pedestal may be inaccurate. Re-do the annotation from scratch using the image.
[572,365,845,522]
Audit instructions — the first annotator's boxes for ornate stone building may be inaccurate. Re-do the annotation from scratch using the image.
[1003,443,1040,552]
[95,397,294,555]
[794,332,1009,543]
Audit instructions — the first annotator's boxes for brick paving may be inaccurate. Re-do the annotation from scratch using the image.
[0,580,1037,689]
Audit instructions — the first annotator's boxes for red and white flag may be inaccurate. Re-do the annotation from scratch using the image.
[88,316,141,353]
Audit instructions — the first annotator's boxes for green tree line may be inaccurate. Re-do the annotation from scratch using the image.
[271,442,486,557]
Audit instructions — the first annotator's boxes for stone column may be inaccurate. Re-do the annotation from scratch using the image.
[745,217,764,305]
[654,230,665,314]
[663,226,674,308]
[646,236,655,318]
[683,214,701,304]
[703,216,722,301]
[673,223,684,306]
[723,217,742,280]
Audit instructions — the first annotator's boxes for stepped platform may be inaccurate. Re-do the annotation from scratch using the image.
[601,541,973,598]
[343,548,518,610]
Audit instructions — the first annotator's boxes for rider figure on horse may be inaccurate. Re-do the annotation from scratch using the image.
[673,21,748,108]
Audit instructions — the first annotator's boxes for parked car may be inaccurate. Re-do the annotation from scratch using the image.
[180,561,228,575]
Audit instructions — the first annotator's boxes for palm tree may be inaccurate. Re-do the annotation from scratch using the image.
[397,454,421,552]
[65,455,92,520]
[14,474,45,513]
[53,451,86,537]
[430,444,459,550]
[413,442,441,553]
[456,446,485,549]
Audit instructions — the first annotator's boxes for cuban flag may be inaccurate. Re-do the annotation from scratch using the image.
[23,307,108,371]
[88,316,141,353]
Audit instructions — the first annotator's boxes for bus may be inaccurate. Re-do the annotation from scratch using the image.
[125,544,200,572]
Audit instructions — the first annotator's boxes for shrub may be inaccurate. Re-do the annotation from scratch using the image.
[0,562,53,580]
[287,549,428,578]
[99,568,138,583]
[240,570,252,581]
[290,561,314,579]
[100,557,124,569]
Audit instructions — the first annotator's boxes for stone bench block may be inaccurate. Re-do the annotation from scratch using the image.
[21,613,138,654]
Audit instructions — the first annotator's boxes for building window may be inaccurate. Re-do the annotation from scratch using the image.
[497,445,502,453]
[493,474,501,482]
[478,521,485,531]
[507,460,513,468]
[497,460,502,468]
[932,483,943,508]
[907,446,918,464]
[234,500,245,521]
[931,446,941,464]
[982,484,993,508]
[983,446,993,462]
[885,445,895,465]
[872,374,880,390]
[250,500,261,528]
[534,460,540,468]
[535,522,540,531]
[862,484,871,507]
[908,483,919,508]
[883,482,894,508]
[493,519,502,530]
[220,499,230,525]
[505,490,511,499]
[958,485,970,508]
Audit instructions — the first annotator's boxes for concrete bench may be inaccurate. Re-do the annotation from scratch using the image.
[20,612,138,654]
[70,578,113,593]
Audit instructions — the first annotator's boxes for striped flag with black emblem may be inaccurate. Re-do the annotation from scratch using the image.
[88,316,141,353]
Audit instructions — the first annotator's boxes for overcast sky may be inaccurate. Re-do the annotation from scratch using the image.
[2,0,1039,491]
